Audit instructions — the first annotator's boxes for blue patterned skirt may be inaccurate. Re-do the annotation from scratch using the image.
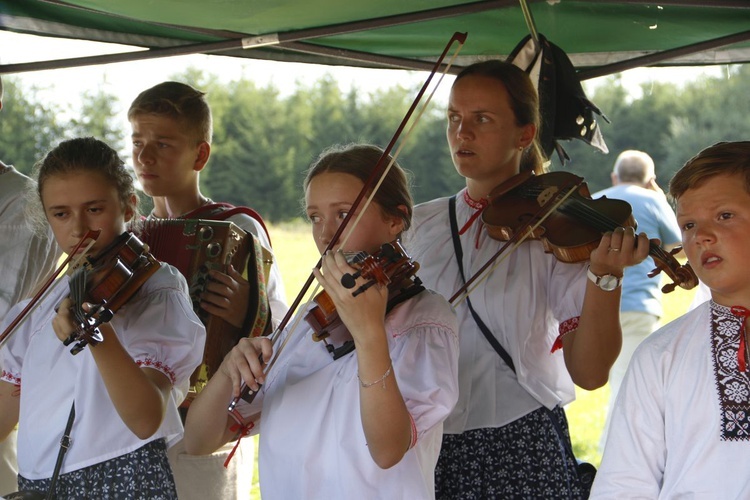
[16,438,178,499]
[435,406,585,499]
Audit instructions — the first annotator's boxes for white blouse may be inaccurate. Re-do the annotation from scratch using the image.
[0,264,206,480]
[402,190,587,432]
[231,290,459,500]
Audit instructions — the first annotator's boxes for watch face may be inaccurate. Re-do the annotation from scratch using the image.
[599,274,619,291]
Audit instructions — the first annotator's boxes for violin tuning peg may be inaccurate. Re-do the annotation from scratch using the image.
[341,273,358,289]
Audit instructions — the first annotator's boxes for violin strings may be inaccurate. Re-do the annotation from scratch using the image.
[517,185,693,286]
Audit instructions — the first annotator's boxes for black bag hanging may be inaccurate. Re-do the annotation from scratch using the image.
[507,33,610,166]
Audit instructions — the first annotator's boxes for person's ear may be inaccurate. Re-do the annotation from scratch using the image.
[388,205,409,237]
[123,194,137,222]
[194,142,211,172]
[519,123,536,149]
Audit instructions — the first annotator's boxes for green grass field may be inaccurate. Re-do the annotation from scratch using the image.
[247,221,697,496]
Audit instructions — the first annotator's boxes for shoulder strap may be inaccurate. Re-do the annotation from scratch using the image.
[45,402,75,500]
[185,203,272,246]
[448,195,516,373]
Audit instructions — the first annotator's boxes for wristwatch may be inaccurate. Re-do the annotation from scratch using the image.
[586,265,622,291]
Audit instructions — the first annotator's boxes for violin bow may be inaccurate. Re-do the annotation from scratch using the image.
[0,229,101,350]
[228,32,467,410]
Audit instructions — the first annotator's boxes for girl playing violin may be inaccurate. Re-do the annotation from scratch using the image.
[183,143,459,499]
[402,60,650,498]
[0,137,205,498]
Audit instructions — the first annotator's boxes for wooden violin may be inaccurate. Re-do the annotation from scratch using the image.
[63,231,161,354]
[479,170,697,293]
[305,240,424,359]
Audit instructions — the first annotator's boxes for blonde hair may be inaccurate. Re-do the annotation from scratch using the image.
[128,81,212,144]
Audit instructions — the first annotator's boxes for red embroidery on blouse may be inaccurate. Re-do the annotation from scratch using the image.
[1,370,20,386]
[552,316,580,352]
[135,357,177,384]
[460,190,489,248]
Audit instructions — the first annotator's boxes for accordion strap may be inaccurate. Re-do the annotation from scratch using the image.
[184,203,272,246]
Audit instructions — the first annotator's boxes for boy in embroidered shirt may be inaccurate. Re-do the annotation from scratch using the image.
[591,141,750,499]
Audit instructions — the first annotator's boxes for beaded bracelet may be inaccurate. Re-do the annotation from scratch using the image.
[357,362,393,389]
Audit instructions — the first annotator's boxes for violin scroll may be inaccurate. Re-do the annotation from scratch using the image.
[647,244,698,294]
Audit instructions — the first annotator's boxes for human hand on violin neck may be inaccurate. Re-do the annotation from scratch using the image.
[312,250,389,349]
[588,226,650,277]
[52,297,113,344]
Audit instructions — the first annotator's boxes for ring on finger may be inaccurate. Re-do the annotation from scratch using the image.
[608,247,621,252]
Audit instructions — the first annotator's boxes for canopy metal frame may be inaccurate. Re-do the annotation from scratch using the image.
[1,0,750,78]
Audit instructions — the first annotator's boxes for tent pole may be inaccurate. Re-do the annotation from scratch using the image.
[518,0,540,48]
[578,29,750,80]
[0,0,509,74]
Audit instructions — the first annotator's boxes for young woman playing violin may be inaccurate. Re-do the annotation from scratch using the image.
[183,143,459,499]
[402,60,650,499]
[0,137,205,498]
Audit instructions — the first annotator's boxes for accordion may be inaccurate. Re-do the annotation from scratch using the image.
[139,219,272,388]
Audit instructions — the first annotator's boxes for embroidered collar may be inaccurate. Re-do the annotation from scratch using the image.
[709,301,750,441]
[459,189,489,248]
[462,189,487,210]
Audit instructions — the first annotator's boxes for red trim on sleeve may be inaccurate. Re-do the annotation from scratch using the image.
[552,316,580,353]
[135,358,177,385]
[408,413,418,449]
[1,370,20,385]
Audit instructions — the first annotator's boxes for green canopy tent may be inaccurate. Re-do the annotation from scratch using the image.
[1,0,750,81]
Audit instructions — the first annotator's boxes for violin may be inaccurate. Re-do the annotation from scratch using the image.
[305,240,424,359]
[480,170,698,293]
[63,231,161,354]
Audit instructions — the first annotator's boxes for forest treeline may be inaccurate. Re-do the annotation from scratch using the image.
[1,64,749,222]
